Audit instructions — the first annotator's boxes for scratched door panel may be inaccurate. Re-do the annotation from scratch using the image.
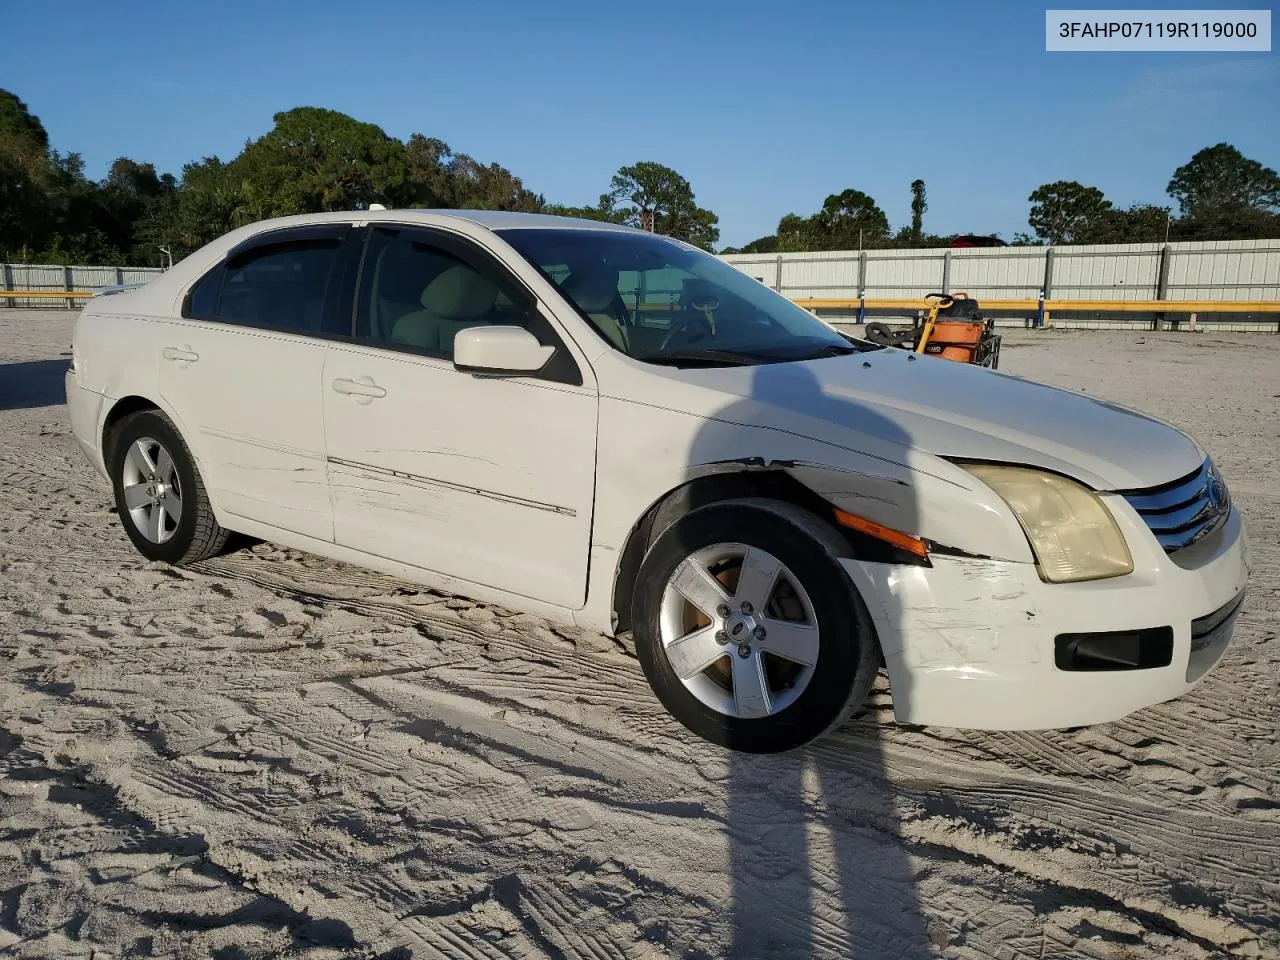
[321,342,597,609]
[155,320,332,541]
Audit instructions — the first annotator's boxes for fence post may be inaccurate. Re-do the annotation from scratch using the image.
[857,251,867,324]
[1156,245,1171,331]
[64,266,75,310]
[941,250,951,295]
[774,254,783,293]
[2,263,13,309]
[116,266,124,287]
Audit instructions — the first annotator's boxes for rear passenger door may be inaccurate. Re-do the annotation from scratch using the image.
[322,225,599,608]
[156,223,356,541]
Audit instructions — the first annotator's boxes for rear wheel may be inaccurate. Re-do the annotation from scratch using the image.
[109,410,229,565]
[632,499,881,753]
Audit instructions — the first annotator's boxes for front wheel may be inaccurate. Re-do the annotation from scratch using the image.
[632,499,881,753]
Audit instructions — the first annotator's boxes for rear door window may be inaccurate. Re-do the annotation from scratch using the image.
[184,229,350,337]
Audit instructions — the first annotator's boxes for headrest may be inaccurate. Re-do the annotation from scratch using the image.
[562,268,620,314]
[420,265,499,320]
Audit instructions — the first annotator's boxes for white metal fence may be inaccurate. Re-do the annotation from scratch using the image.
[720,239,1280,330]
[1,264,165,308]
[719,239,1280,302]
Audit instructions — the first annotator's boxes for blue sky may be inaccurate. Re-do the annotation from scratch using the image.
[2,0,1276,246]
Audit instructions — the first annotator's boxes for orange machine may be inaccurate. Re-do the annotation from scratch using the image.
[864,293,1001,368]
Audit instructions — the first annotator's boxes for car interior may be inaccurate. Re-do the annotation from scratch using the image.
[365,240,527,356]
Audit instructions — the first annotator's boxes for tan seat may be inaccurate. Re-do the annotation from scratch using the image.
[392,265,500,354]
[561,269,630,352]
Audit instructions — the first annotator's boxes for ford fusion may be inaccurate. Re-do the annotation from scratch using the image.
[65,211,1251,752]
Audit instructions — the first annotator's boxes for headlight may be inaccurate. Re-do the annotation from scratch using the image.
[960,464,1133,583]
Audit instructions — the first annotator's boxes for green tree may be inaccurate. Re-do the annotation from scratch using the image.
[542,200,626,223]
[1027,181,1112,244]
[803,188,891,250]
[404,134,542,211]
[774,213,809,252]
[1171,205,1280,241]
[725,234,780,254]
[233,107,410,215]
[1168,143,1280,218]
[0,89,56,259]
[404,135,454,207]
[910,179,927,244]
[606,161,720,249]
[147,157,248,256]
[1078,203,1171,244]
[0,90,48,151]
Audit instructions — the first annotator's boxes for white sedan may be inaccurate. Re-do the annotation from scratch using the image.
[65,210,1251,752]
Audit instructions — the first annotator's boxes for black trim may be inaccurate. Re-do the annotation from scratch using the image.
[946,457,1101,492]
[331,225,368,339]
[1113,460,1206,497]
[225,222,352,264]
[1054,626,1174,671]
[326,455,576,516]
[455,359,558,380]
[1190,591,1246,651]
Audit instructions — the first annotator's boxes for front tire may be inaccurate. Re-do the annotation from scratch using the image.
[109,409,229,565]
[632,499,881,753]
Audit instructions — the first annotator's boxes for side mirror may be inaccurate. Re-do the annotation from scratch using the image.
[453,326,555,376]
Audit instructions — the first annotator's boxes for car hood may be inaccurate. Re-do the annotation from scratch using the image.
[626,348,1204,490]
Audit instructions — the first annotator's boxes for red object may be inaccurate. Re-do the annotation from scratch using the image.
[950,235,1007,248]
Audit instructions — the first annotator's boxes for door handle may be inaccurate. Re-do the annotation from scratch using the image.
[162,346,199,363]
[331,377,387,399]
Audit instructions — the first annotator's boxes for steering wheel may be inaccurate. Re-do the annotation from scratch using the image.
[658,312,714,350]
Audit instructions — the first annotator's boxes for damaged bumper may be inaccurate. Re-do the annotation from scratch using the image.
[841,502,1251,730]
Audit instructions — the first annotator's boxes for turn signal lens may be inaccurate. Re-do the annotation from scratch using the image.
[833,508,929,559]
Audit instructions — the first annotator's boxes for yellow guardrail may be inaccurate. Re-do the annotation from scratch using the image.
[792,297,1280,314]
[633,297,1280,315]
[788,299,1280,313]
[790,297,1280,330]
[3,289,96,300]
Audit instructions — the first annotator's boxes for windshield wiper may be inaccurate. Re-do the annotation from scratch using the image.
[798,343,859,359]
[637,348,767,367]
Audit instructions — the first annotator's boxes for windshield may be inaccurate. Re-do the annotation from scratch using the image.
[496,228,870,366]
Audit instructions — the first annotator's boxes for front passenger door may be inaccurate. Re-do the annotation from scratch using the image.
[322,226,598,608]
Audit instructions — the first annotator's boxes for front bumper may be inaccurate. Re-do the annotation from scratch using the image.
[842,499,1251,730]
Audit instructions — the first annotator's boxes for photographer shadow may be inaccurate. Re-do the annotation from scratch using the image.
[683,355,935,958]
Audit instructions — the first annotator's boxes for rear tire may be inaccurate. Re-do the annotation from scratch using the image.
[632,499,881,753]
[109,410,229,565]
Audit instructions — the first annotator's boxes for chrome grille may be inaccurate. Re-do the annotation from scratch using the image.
[1121,459,1231,553]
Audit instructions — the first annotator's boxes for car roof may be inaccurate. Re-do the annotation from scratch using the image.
[236,208,644,235]
[87,209,652,318]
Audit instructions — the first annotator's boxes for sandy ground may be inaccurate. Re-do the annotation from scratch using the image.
[1,311,1277,960]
